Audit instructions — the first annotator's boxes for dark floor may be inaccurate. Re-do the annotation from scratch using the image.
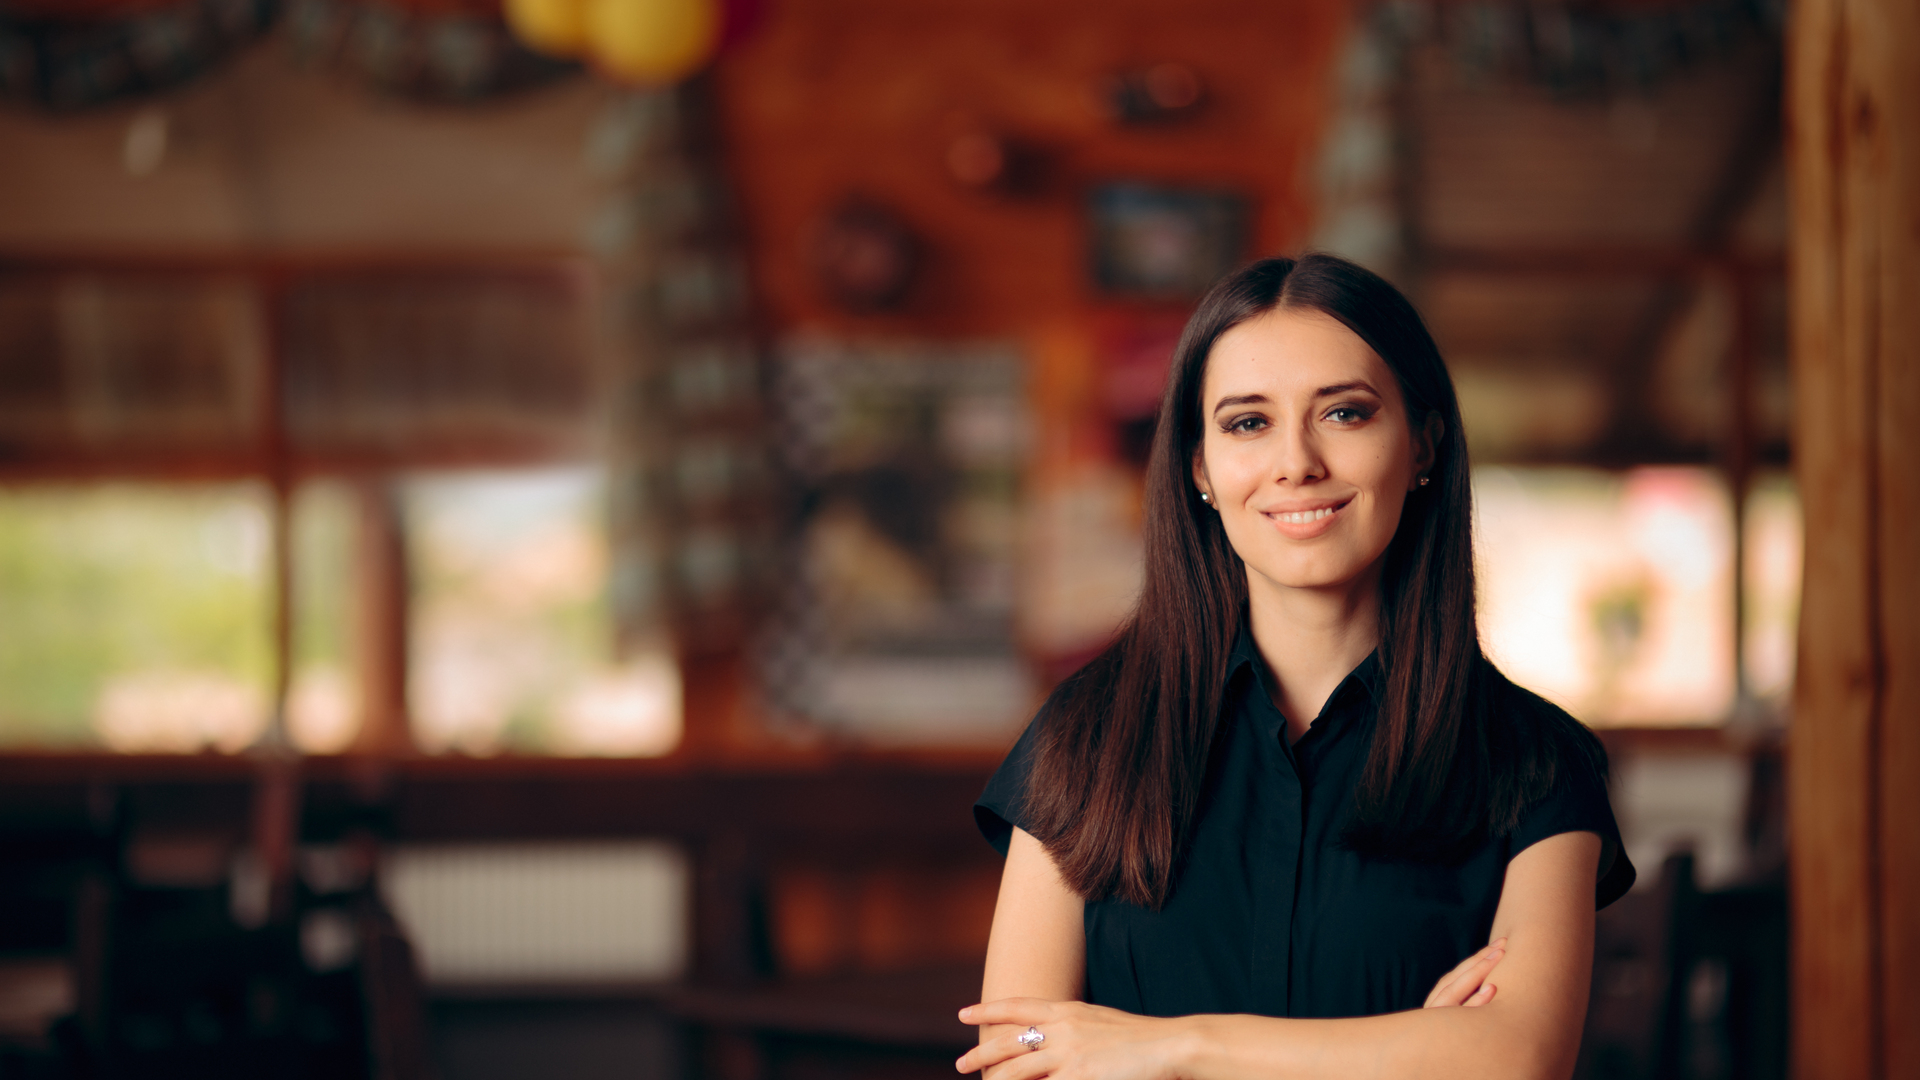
[429,999,681,1080]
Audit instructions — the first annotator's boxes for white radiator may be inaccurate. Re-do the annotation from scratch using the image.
[380,841,689,986]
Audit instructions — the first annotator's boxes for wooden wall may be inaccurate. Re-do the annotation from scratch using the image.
[1787,0,1920,1073]
[710,0,1348,339]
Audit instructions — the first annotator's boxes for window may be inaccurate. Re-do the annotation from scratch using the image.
[0,259,683,756]
[1475,466,1799,726]
[0,483,272,751]
[407,468,679,756]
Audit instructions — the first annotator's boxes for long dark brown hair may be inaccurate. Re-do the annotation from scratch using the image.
[1021,253,1599,908]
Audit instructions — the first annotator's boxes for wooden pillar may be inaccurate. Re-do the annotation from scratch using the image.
[352,479,413,755]
[1786,0,1920,1074]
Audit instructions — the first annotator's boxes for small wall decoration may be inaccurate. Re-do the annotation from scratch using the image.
[1089,183,1249,300]
[807,199,923,314]
[945,127,1048,196]
[1103,62,1205,125]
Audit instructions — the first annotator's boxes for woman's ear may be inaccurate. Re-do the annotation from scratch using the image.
[1191,447,1211,501]
[1413,412,1444,484]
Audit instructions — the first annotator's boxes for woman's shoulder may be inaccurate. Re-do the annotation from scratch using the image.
[1476,656,1610,784]
[974,652,1125,854]
[974,675,1081,855]
[1476,658,1637,902]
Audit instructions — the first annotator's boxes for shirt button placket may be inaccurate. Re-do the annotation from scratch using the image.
[1251,749,1304,1015]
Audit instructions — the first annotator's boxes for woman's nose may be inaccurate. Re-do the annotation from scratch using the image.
[1270,422,1327,484]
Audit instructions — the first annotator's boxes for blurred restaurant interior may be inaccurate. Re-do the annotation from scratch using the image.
[0,0,1914,1078]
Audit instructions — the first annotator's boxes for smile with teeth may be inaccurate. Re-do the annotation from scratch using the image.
[1268,500,1349,524]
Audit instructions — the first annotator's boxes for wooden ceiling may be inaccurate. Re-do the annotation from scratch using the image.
[1411,38,1781,251]
[1406,34,1786,464]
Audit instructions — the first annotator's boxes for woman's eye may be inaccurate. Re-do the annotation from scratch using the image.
[1227,415,1267,434]
[1326,406,1370,424]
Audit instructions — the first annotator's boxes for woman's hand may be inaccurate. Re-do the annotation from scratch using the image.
[1424,938,1506,1008]
[957,998,1194,1080]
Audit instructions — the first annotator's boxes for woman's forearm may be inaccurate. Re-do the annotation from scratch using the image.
[1175,999,1574,1080]
[1164,835,1599,1080]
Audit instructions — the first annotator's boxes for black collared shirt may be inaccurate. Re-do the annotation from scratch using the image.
[975,629,1635,1020]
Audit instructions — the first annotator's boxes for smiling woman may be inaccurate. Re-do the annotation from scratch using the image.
[963,255,1632,1080]
[1194,308,1441,720]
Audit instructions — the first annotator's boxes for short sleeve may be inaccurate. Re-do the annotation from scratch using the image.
[1507,741,1637,910]
[974,713,1046,856]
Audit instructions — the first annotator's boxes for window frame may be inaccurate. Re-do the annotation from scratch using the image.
[0,251,605,760]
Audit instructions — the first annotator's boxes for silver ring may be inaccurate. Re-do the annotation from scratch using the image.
[1017,1025,1045,1051]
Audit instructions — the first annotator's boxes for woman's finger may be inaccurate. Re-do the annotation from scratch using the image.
[959,998,1055,1027]
[1424,953,1493,1008]
[965,1045,1057,1080]
[1428,938,1505,997]
[1465,981,1498,1007]
[956,1030,1044,1074]
[1424,946,1505,1007]
[1449,939,1508,983]
[1450,948,1504,998]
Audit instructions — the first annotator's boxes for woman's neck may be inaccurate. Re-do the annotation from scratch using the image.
[1246,569,1382,744]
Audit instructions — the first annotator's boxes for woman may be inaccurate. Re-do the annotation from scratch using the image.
[960,255,1634,1080]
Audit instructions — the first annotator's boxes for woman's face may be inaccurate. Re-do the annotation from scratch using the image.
[1191,306,1434,599]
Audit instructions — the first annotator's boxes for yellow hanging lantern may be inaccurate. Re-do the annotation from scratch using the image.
[586,0,721,85]
[504,0,590,58]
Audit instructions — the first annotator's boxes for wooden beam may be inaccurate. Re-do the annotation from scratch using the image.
[0,754,1003,861]
[1422,245,1785,279]
[1787,0,1920,1073]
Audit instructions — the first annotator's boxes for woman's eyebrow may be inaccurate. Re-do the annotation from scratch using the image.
[1210,384,1381,413]
[1316,381,1381,398]
[1211,393,1270,413]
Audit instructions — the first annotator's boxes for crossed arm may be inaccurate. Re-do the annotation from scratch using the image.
[959,827,1599,1080]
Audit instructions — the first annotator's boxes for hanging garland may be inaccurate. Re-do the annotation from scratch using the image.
[0,0,586,109]
[282,0,575,102]
[0,0,277,110]
[1381,0,1784,97]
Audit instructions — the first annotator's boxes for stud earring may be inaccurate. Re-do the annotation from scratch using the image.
[1417,476,1430,487]
[1200,492,1211,503]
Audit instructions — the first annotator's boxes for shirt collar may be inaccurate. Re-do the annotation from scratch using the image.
[1226,620,1384,722]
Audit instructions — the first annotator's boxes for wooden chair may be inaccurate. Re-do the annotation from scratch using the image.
[1577,852,1698,1080]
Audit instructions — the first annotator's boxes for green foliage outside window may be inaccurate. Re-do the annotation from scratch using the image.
[0,484,272,749]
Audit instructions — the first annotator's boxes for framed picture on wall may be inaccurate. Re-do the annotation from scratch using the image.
[1088,183,1250,299]
[759,341,1034,747]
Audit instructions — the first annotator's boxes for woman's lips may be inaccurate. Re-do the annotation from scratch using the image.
[1260,498,1352,539]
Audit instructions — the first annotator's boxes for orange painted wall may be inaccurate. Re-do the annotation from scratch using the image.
[711,0,1352,340]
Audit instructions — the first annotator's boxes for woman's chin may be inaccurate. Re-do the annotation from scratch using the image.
[1245,559,1382,597]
